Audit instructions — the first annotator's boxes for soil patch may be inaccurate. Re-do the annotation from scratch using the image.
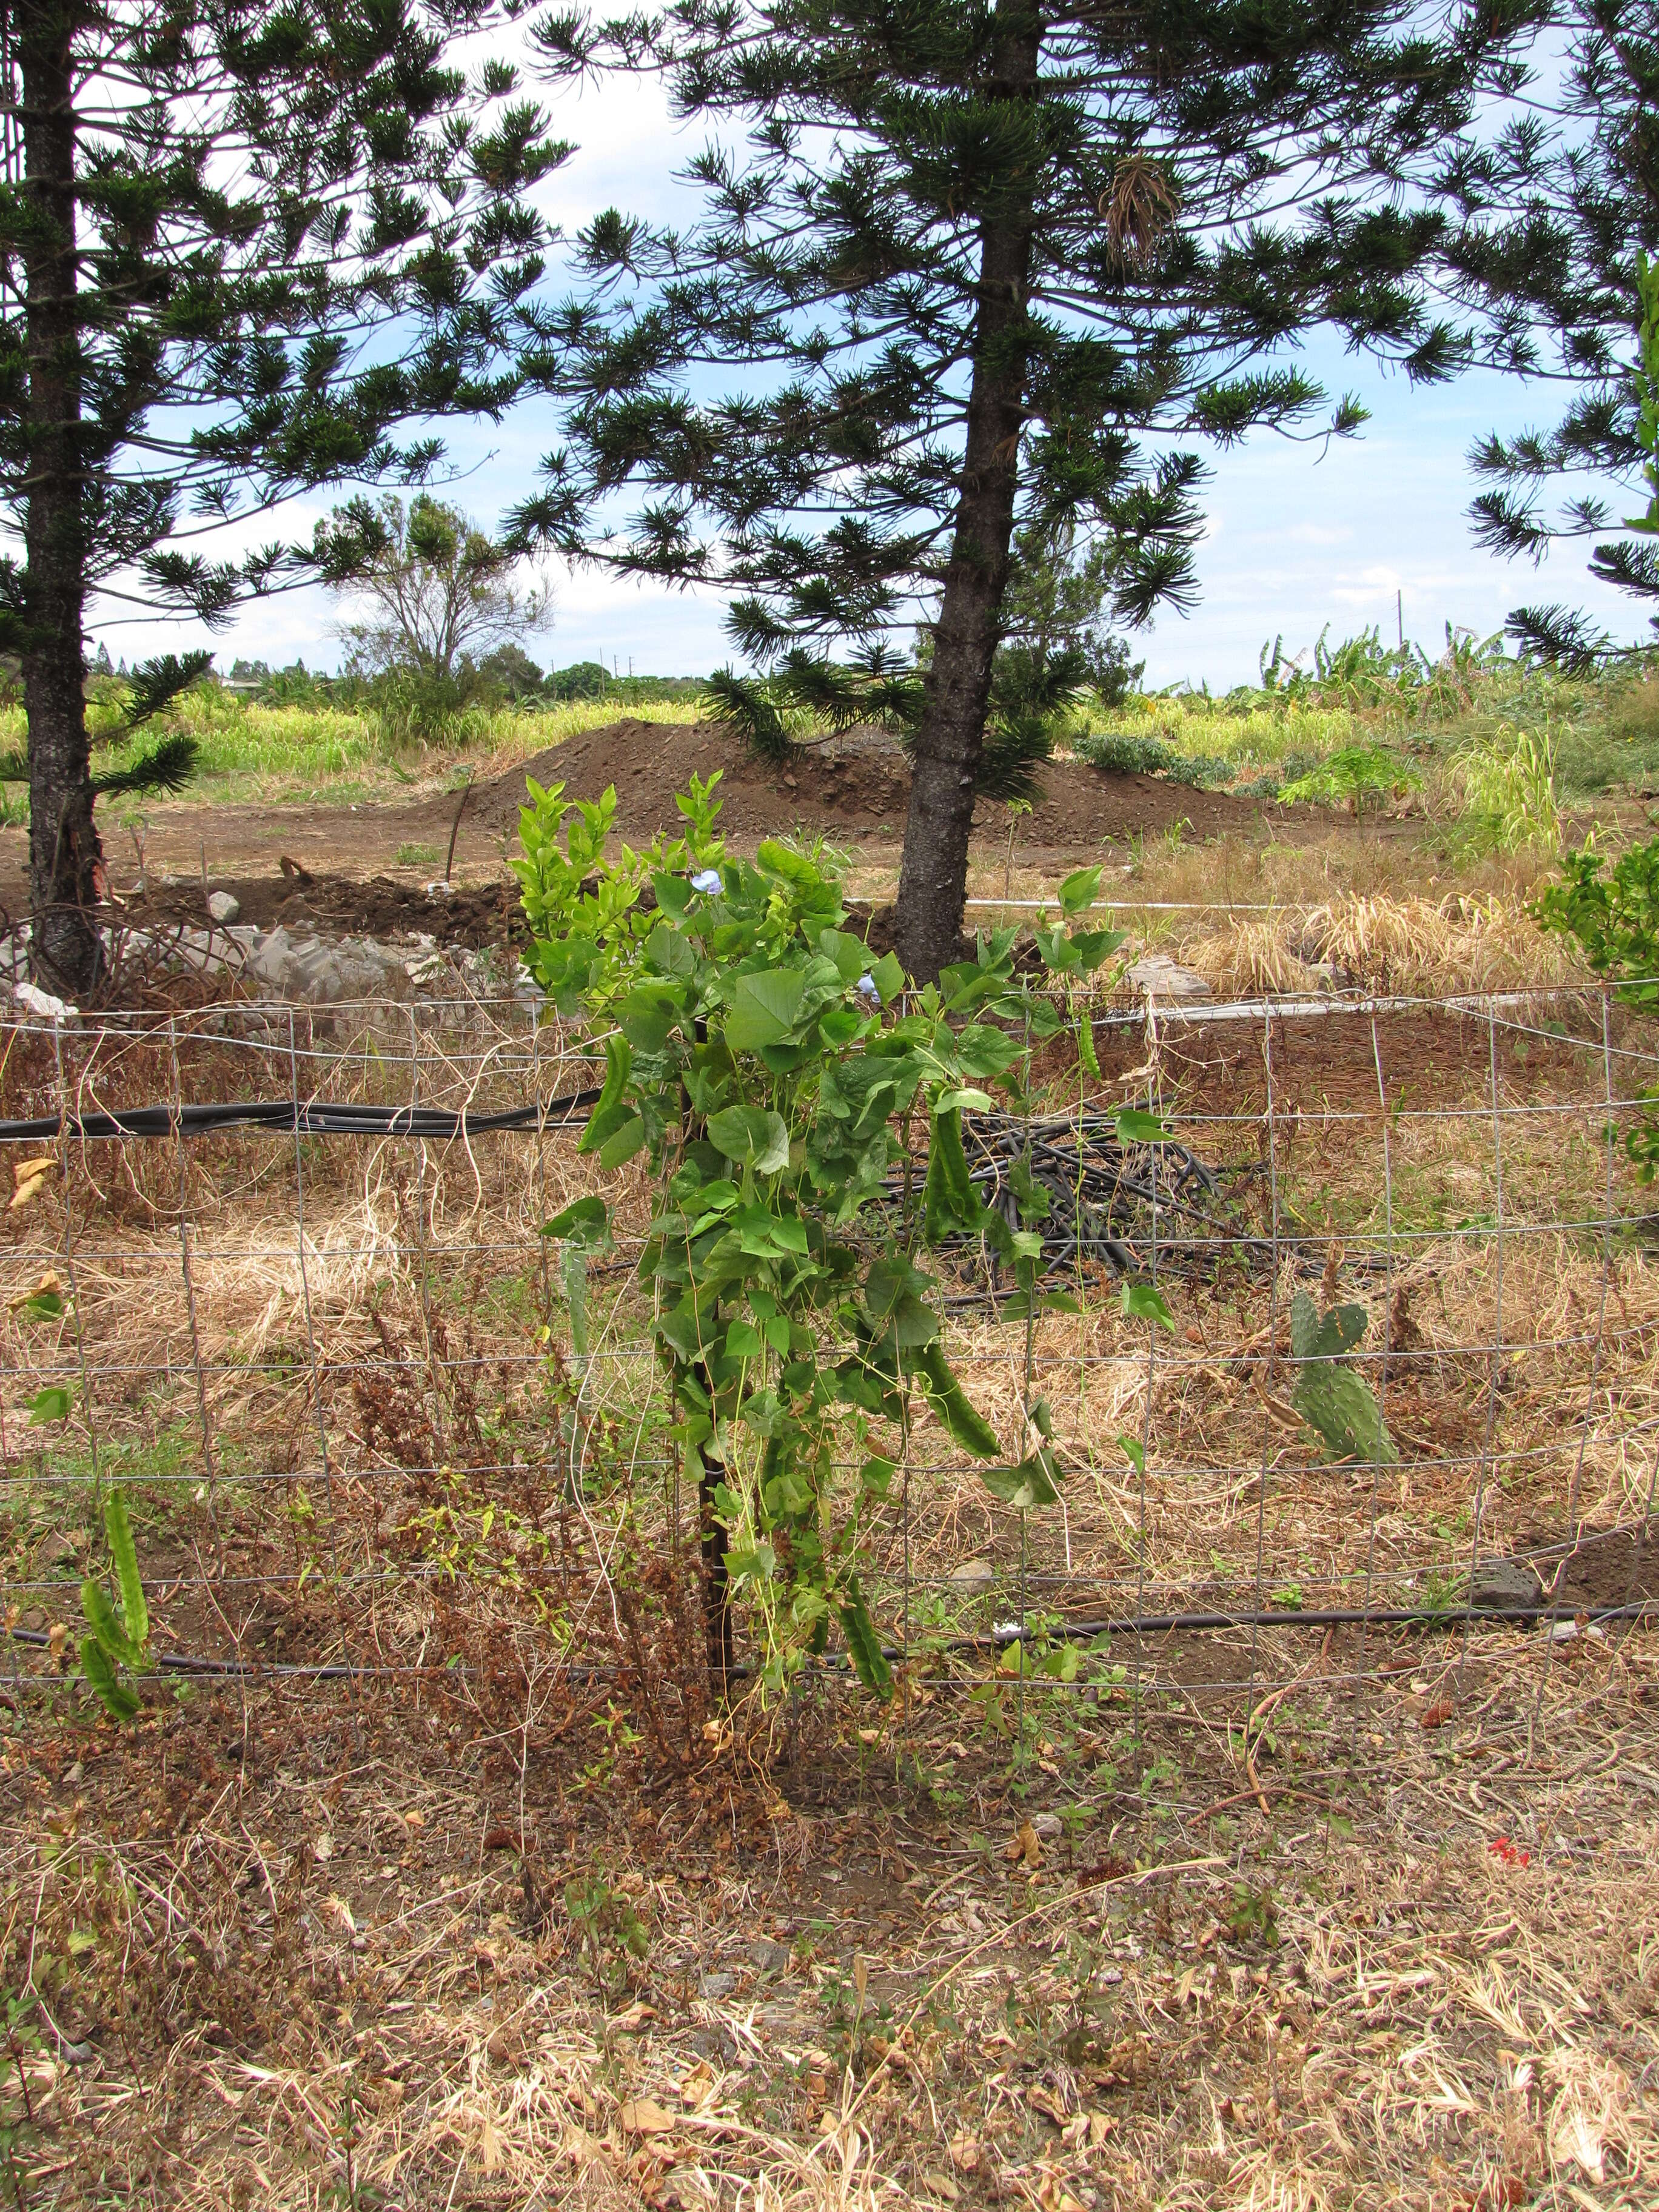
[121,870,525,951]
[471,716,1336,850]
[1522,1524,1659,1610]
[1092,1004,1601,1123]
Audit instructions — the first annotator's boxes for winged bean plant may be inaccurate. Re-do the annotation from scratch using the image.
[518,774,1124,1695]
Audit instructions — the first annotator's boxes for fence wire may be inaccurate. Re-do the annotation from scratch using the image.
[3,984,1655,1795]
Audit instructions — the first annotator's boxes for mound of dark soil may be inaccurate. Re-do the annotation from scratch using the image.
[472,716,1314,849]
[124,871,523,950]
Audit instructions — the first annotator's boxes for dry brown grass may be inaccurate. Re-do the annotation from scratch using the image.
[850,826,1592,1003]
[10,1660,1656,2210]
[1179,888,1589,999]
[4,996,1657,2209]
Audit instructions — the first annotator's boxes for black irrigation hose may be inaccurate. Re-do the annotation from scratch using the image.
[9,1597,1650,1689]
[0,1085,605,1144]
[924,1597,1655,1654]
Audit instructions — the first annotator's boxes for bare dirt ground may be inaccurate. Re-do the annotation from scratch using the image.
[0,719,1361,953]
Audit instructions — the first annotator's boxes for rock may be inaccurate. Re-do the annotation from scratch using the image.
[35,1529,81,1570]
[13,979,77,1021]
[1030,1812,1063,1842]
[950,1558,995,1591]
[1469,1557,1543,1612]
[748,1940,790,1972]
[242,925,404,1008]
[206,890,240,924]
[1125,953,1212,1005]
[698,1971,736,1999]
[244,924,295,991]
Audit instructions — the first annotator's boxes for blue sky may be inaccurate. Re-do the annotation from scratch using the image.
[91,62,1640,694]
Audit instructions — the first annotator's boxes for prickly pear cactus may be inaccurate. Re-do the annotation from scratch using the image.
[1289,1290,1398,1466]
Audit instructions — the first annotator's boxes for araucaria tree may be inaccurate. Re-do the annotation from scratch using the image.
[518,0,1547,979]
[1463,2,1659,668]
[0,1,566,993]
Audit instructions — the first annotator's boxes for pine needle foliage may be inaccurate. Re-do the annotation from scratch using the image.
[0,0,571,991]
[516,0,1553,977]
[1464,5,1659,669]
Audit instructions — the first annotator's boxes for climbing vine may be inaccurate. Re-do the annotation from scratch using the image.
[518,774,1124,1694]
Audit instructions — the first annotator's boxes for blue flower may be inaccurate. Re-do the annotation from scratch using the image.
[689,868,722,894]
[856,971,880,1004]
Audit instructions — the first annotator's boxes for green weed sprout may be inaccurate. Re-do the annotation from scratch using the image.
[79,1491,150,1721]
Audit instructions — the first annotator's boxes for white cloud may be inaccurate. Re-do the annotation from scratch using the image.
[1284,523,1353,548]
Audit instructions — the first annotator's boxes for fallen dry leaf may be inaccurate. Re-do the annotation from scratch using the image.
[619,2096,675,2136]
[611,2000,657,2034]
[1005,1818,1041,1870]
[1419,1700,1454,1731]
[950,2133,980,2172]
[9,1159,56,1210]
[678,2059,716,2110]
[1037,2170,1088,2212]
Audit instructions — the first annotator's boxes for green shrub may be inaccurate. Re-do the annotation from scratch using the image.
[367,665,471,749]
[1535,838,1659,1178]
[518,773,1125,1695]
[1073,728,1230,785]
[1277,744,1421,816]
[1452,724,1561,855]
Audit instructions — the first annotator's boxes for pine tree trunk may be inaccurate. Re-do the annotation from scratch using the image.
[894,4,1039,985]
[20,4,102,998]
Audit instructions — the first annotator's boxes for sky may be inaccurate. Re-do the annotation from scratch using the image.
[86,52,1641,695]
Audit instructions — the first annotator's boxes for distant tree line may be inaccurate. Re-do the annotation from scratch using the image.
[220,652,708,711]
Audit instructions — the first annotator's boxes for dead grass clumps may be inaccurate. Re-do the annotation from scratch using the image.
[1178,892,1587,999]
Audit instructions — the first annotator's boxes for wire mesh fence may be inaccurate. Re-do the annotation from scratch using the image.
[4,978,1654,1801]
